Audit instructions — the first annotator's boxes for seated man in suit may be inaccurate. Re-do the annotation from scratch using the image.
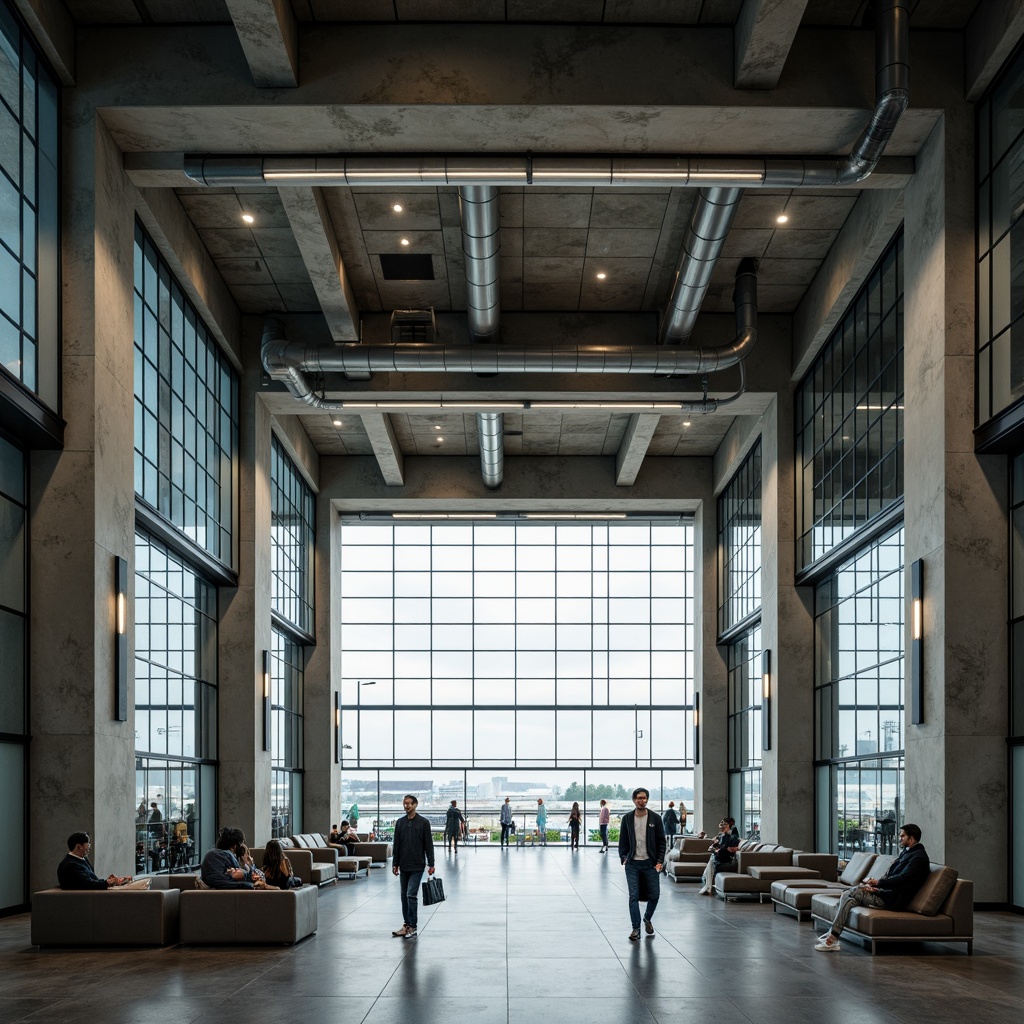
[58,832,150,889]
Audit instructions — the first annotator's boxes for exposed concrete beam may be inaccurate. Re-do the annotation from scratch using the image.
[225,0,298,88]
[13,0,74,85]
[278,186,359,341]
[360,413,405,486]
[615,414,660,486]
[792,188,904,380]
[734,0,810,90]
[323,455,711,509]
[966,0,1024,100]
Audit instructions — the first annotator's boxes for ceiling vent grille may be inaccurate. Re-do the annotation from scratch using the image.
[390,309,437,343]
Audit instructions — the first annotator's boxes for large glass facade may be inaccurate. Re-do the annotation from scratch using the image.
[977,54,1024,422]
[813,526,904,856]
[0,2,58,405]
[0,431,26,912]
[727,625,762,838]
[1009,453,1024,907]
[271,435,314,636]
[134,530,218,872]
[133,220,239,567]
[795,231,904,570]
[271,629,304,839]
[718,439,761,635]
[339,519,695,776]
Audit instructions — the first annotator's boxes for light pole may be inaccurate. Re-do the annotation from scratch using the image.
[356,680,377,765]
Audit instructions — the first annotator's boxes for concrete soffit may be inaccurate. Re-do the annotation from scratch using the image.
[225,0,299,89]
[734,0,811,90]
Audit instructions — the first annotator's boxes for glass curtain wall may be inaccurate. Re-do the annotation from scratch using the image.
[133,219,238,567]
[339,519,695,844]
[718,441,762,836]
[795,232,904,570]
[814,526,904,856]
[269,435,314,837]
[134,531,217,872]
[0,1,59,406]
[0,431,26,913]
[1010,454,1024,908]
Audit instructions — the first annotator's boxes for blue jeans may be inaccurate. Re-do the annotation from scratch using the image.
[600,824,609,848]
[624,858,660,929]
[400,869,424,928]
[500,823,511,846]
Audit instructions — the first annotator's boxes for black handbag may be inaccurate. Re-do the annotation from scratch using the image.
[422,875,445,906]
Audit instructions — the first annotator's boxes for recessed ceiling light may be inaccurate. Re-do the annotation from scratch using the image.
[400,237,410,246]
[776,214,789,224]
[434,424,441,430]
[241,212,254,224]
[683,420,691,427]
[436,437,444,443]
[333,419,343,427]
[393,203,403,213]
[596,272,607,280]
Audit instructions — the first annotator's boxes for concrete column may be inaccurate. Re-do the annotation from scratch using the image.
[758,396,815,849]
[303,489,340,832]
[217,330,272,846]
[904,107,1008,901]
[694,494,728,834]
[29,114,136,890]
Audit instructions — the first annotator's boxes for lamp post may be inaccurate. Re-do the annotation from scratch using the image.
[356,681,377,764]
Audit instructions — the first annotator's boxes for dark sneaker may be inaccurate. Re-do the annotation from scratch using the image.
[644,918,654,935]
[629,928,640,941]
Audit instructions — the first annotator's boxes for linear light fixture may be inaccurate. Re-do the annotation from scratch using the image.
[262,649,272,752]
[115,555,128,721]
[391,513,498,520]
[334,691,341,765]
[911,558,923,725]
[761,649,772,752]
[693,692,700,766]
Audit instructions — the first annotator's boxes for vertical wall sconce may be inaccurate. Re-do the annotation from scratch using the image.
[761,649,772,751]
[693,692,700,765]
[334,691,341,765]
[115,556,128,721]
[262,649,272,752]
[911,558,924,725]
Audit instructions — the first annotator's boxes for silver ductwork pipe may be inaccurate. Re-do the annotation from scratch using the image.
[260,260,757,399]
[477,412,504,488]
[660,187,743,345]
[460,185,505,486]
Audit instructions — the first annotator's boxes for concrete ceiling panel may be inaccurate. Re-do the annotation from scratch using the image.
[248,228,303,258]
[218,257,273,285]
[279,281,321,310]
[764,228,841,260]
[579,279,648,311]
[523,229,589,259]
[502,229,524,259]
[198,228,263,259]
[354,193,441,231]
[589,194,670,229]
[362,230,446,255]
[585,228,661,258]
[231,283,286,311]
[605,1,705,24]
[524,194,592,229]
[499,194,525,227]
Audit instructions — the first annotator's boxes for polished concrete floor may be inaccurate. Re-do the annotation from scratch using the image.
[2,846,1023,1024]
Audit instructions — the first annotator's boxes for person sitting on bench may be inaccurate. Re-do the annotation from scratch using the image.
[58,832,150,889]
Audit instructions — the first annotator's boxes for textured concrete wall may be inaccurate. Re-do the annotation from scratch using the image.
[904,109,1008,901]
[29,113,136,891]
[217,332,272,846]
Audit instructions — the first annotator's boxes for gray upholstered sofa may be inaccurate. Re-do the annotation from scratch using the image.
[770,850,878,921]
[665,836,715,882]
[714,846,837,900]
[809,860,974,954]
[257,843,336,886]
[292,833,371,878]
[178,882,318,944]
[348,838,393,867]
[31,877,180,947]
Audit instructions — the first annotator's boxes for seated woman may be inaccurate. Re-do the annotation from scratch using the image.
[262,840,303,889]
[238,843,269,889]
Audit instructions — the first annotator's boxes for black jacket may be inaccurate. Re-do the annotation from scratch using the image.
[617,810,667,864]
[876,842,930,910]
[57,854,108,890]
[393,813,435,871]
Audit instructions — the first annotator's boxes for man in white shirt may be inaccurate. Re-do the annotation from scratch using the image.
[617,788,667,941]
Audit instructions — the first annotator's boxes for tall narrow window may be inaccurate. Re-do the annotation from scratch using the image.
[0,3,59,407]
[133,220,239,567]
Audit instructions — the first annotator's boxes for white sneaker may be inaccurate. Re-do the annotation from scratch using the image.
[697,885,710,895]
[815,938,840,952]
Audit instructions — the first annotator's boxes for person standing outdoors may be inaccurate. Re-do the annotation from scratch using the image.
[445,799,466,854]
[536,798,548,845]
[599,799,611,852]
[568,802,582,850]
[499,797,513,848]
[618,787,667,941]
[392,793,435,938]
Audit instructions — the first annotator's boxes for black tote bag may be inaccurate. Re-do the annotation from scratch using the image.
[422,875,446,906]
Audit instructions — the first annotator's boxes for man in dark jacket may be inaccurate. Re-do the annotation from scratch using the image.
[816,823,931,952]
[58,832,146,889]
[391,794,435,937]
[618,787,667,941]
[200,826,255,889]
[445,800,466,853]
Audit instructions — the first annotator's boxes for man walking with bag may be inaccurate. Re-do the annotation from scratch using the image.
[618,787,667,941]
[392,793,435,938]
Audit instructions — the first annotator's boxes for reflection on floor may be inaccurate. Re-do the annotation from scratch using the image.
[2,846,1023,1024]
